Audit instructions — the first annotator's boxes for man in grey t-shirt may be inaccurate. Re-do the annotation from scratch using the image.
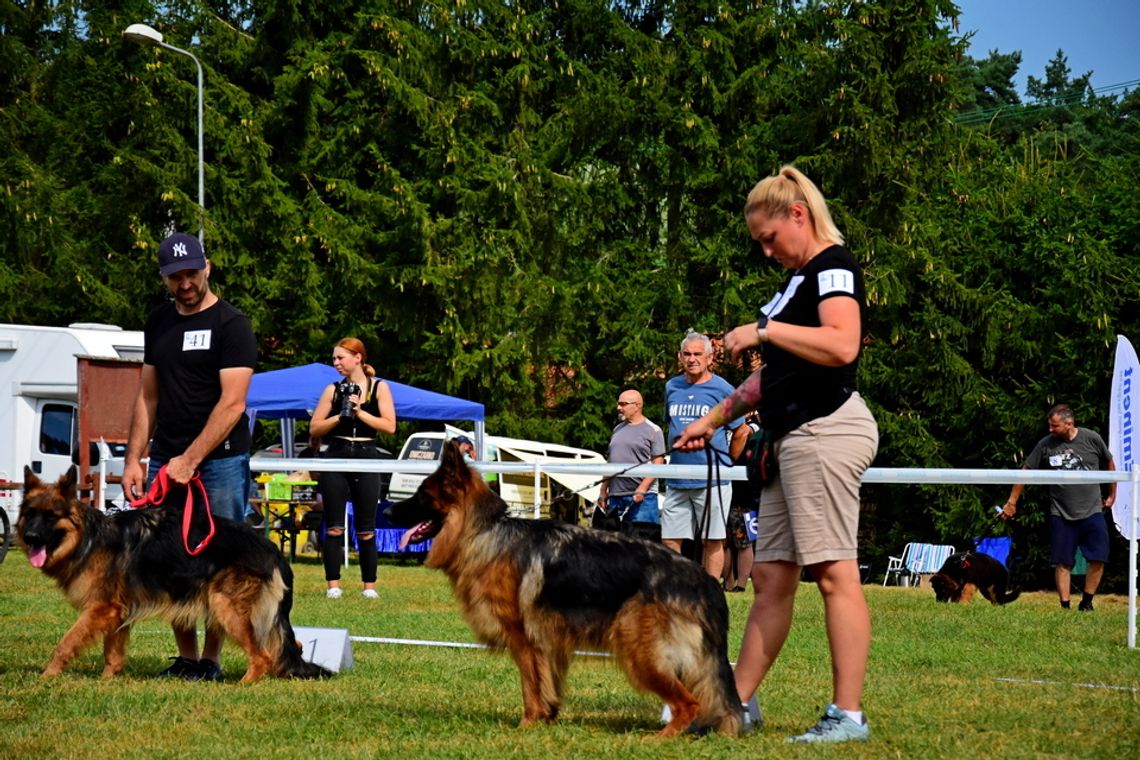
[597,389,666,531]
[1001,404,1117,611]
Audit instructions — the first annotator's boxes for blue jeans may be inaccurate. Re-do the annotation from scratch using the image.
[607,492,660,524]
[147,453,250,524]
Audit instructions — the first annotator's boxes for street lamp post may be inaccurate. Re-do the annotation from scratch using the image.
[123,23,205,245]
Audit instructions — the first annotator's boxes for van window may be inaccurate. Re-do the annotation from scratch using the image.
[535,449,579,459]
[401,437,443,461]
[40,404,76,456]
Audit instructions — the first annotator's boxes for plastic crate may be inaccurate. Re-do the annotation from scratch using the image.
[264,478,318,501]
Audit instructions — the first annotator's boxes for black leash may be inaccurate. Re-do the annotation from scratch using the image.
[556,459,658,517]
[689,445,729,564]
[688,448,713,563]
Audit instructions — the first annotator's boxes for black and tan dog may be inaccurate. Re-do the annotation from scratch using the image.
[17,466,331,682]
[385,441,743,737]
[930,550,1020,605]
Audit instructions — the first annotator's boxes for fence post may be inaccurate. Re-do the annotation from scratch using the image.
[533,463,541,519]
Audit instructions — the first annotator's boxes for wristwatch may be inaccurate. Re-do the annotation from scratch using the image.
[755,314,770,343]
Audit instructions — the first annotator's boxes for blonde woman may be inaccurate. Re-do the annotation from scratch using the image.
[309,338,396,599]
[675,166,879,743]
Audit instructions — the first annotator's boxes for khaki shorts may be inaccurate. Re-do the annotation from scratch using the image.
[755,393,878,566]
[662,483,733,541]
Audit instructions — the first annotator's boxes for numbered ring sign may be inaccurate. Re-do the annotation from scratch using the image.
[293,626,354,673]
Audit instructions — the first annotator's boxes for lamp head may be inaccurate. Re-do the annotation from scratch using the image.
[123,23,164,46]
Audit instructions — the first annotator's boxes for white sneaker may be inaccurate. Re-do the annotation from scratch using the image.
[362,589,379,599]
[787,704,869,743]
[661,704,672,724]
[326,587,343,599]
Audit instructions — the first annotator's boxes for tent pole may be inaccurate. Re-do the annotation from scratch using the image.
[1129,466,1138,649]
[282,418,296,458]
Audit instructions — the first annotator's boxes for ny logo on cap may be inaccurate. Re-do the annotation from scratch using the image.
[172,242,190,258]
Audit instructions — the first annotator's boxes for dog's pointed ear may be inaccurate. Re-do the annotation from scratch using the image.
[441,439,466,471]
[58,466,78,499]
[23,466,41,491]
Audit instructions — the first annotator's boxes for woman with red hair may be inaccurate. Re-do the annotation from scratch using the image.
[309,338,396,599]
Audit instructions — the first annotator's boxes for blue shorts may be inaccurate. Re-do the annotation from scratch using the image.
[607,493,660,525]
[1049,512,1110,566]
[147,453,250,524]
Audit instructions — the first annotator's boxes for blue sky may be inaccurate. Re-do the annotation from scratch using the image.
[953,1,1140,97]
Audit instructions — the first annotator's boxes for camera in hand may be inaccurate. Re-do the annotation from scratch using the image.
[336,380,361,418]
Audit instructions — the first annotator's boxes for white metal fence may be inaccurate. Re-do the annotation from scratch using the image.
[254,456,1140,492]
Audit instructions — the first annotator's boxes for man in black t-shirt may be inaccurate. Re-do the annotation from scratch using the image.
[123,232,258,681]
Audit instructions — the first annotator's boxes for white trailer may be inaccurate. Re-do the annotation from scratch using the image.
[0,323,145,524]
[387,430,605,523]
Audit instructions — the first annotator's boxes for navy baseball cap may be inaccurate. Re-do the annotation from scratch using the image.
[453,435,474,447]
[158,233,207,276]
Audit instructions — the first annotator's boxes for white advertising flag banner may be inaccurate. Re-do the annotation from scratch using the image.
[1110,335,1140,540]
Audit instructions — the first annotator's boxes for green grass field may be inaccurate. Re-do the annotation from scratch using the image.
[1,551,1138,759]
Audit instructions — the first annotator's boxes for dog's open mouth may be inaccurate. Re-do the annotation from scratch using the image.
[26,543,48,568]
[398,521,440,550]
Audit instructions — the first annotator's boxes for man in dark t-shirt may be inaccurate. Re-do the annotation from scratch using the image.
[123,232,257,681]
[1001,403,1116,611]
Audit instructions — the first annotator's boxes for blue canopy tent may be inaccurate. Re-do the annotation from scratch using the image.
[246,363,485,558]
[246,363,485,455]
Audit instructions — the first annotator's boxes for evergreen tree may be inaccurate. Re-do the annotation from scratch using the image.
[2,1,1138,588]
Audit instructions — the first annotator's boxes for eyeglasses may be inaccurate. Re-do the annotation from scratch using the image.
[616,401,639,407]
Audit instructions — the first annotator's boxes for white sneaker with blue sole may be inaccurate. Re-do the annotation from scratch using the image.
[787,704,870,743]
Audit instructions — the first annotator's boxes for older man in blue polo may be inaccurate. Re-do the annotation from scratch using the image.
[662,331,749,579]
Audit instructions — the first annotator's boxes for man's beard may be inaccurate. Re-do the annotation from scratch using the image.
[176,284,205,307]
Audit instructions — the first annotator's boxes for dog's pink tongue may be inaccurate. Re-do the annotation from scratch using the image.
[28,545,47,569]
[398,522,430,551]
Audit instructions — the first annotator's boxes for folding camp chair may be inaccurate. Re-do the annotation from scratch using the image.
[973,536,1013,568]
[883,542,956,587]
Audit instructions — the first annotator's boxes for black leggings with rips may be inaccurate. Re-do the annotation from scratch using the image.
[319,441,383,584]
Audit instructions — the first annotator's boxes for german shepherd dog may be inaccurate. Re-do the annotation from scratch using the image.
[384,441,743,737]
[17,466,331,682]
[930,551,1020,605]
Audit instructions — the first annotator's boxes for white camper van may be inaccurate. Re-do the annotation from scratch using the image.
[0,323,145,524]
[387,431,605,523]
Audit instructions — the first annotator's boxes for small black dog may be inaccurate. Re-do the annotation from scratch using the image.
[930,551,1019,605]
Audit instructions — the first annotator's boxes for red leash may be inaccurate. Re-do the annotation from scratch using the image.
[130,465,216,556]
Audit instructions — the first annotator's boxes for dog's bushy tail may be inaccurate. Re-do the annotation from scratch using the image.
[272,563,333,679]
[707,652,745,736]
[278,627,333,679]
[999,587,1021,605]
[692,593,745,737]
